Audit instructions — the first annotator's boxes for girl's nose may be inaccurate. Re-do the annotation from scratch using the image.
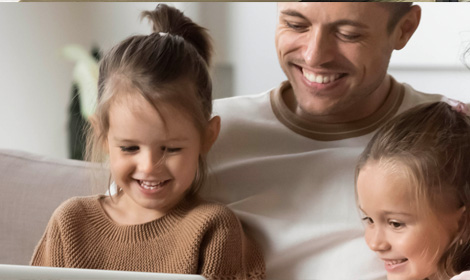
[366,227,391,252]
[138,150,163,174]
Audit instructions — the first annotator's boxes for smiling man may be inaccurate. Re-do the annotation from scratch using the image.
[205,3,447,279]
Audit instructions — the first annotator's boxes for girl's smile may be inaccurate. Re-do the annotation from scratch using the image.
[103,93,203,225]
[382,258,408,273]
[357,160,463,280]
[137,179,171,193]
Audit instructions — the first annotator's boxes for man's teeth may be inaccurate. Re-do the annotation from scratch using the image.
[139,180,165,190]
[303,70,341,84]
[386,259,407,265]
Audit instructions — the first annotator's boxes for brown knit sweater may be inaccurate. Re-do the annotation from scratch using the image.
[31,195,265,280]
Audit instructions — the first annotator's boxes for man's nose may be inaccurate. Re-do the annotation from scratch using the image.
[302,28,336,67]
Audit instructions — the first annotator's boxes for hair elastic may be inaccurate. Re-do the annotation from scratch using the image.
[159,32,169,37]
[443,97,470,117]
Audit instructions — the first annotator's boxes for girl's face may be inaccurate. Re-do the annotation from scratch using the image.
[356,161,462,280]
[106,94,208,222]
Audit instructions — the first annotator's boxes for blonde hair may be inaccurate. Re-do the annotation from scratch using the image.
[86,4,213,197]
[356,102,470,277]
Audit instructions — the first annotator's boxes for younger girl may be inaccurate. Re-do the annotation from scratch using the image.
[355,101,470,280]
[31,4,265,280]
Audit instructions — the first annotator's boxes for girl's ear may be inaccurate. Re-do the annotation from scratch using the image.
[201,116,221,154]
[89,115,109,152]
[393,5,421,50]
[458,206,467,229]
[89,115,100,134]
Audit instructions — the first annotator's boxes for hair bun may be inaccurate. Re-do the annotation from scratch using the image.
[141,4,213,67]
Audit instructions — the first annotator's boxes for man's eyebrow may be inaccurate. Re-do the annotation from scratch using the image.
[329,19,368,29]
[280,9,307,20]
[280,10,369,30]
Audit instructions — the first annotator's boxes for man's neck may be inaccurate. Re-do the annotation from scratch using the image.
[283,75,392,124]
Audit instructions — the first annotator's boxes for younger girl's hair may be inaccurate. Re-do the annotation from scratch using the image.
[86,4,213,196]
[356,101,470,278]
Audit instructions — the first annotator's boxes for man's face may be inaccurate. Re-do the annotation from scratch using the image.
[275,3,401,122]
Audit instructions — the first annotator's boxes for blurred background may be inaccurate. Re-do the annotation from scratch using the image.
[1,2,470,159]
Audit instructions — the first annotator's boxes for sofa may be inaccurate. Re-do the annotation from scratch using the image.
[0,148,109,265]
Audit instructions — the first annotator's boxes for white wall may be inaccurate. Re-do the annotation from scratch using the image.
[1,3,470,159]
[0,4,94,159]
[0,3,169,159]
[226,3,285,97]
[389,3,470,103]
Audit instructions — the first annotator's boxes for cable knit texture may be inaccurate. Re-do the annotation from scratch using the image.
[31,195,265,280]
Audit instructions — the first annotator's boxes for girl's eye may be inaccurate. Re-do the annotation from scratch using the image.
[120,146,139,153]
[362,216,374,225]
[161,146,182,153]
[389,221,404,229]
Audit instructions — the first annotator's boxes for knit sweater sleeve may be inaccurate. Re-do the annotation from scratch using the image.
[30,209,65,267]
[198,204,265,280]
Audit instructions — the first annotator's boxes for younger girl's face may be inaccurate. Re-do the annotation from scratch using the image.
[106,95,204,222]
[356,161,462,280]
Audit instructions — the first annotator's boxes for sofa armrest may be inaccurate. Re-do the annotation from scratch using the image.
[0,149,109,265]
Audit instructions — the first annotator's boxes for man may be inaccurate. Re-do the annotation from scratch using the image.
[205,3,439,279]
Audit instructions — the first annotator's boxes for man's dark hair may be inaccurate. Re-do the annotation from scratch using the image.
[378,3,413,34]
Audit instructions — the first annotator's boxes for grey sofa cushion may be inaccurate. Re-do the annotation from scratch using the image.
[0,149,109,265]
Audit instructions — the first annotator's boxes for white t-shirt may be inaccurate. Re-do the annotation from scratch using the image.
[205,76,444,280]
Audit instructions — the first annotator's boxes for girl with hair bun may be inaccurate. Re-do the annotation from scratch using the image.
[356,101,470,280]
[31,4,265,280]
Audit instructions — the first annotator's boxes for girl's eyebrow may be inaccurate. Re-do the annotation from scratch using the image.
[112,137,136,143]
[166,137,190,142]
[358,206,412,217]
[382,210,412,217]
[113,136,190,142]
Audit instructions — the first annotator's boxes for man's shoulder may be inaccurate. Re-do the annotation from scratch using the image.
[400,82,447,110]
[213,87,273,116]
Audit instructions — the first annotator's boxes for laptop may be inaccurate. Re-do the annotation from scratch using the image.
[0,264,207,280]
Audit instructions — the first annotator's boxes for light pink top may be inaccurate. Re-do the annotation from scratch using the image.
[451,271,470,280]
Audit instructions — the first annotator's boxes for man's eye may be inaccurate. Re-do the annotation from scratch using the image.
[337,32,361,42]
[362,216,374,225]
[119,146,139,152]
[286,21,307,31]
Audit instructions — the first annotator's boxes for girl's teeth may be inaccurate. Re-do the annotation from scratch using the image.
[139,180,165,190]
[386,259,407,265]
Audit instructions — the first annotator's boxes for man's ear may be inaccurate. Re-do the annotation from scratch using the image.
[393,5,421,50]
[201,116,221,155]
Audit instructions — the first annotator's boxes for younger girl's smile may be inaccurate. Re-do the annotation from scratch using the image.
[382,258,408,272]
[357,161,463,280]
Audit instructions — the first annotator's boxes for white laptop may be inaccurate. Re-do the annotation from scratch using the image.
[0,264,207,280]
